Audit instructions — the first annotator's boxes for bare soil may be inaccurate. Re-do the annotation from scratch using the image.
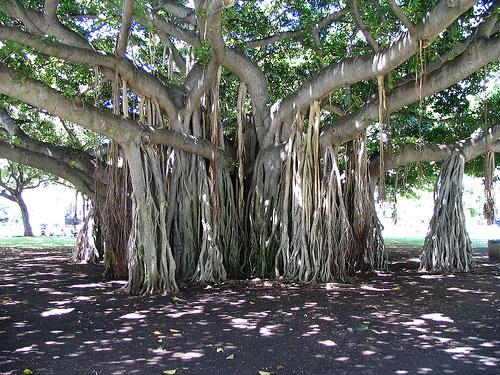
[0,246,498,374]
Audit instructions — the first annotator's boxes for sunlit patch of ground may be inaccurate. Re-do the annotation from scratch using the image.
[0,246,498,374]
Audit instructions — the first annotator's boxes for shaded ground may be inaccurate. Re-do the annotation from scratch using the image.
[0,246,498,375]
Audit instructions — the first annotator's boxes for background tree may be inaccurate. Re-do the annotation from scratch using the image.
[0,161,53,236]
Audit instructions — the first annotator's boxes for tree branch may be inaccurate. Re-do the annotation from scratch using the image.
[0,26,183,120]
[155,0,197,26]
[0,64,234,169]
[44,0,59,20]
[265,0,477,147]
[350,0,380,52]
[387,0,415,32]
[223,49,270,142]
[116,0,134,57]
[369,123,500,177]
[321,35,500,146]
[247,8,347,48]
[0,140,98,199]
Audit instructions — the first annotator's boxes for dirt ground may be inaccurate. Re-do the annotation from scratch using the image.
[0,245,498,375]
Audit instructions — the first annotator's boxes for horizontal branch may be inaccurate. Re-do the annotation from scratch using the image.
[0,63,234,169]
[155,0,197,26]
[0,108,101,184]
[370,123,500,177]
[321,35,500,145]
[0,140,98,199]
[266,0,476,147]
[247,8,347,48]
[0,26,183,119]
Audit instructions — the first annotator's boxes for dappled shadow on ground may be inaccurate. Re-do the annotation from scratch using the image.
[0,246,498,375]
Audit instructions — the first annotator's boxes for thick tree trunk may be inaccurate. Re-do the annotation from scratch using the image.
[16,194,33,237]
[103,143,131,280]
[420,152,474,272]
[125,141,177,295]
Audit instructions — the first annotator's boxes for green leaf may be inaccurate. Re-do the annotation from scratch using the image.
[162,370,177,374]
[23,370,33,375]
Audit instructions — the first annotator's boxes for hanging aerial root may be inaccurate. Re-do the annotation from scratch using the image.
[194,68,239,282]
[420,152,475,272]
[236,82,248,220]
[344,131,387,273]
[275,102,325,283]
[319,146,352,282]
[483,150,495,224]
[377,75,387,202]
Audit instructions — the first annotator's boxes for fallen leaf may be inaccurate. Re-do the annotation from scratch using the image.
[216,348,224,353]
[153,331,162,335]
[169,329,181,334]
[277,364,285,370]
[172,296,183,302]
[23,370,33,375]
[356,323,369,332]
[226,354,234,360]
[162,370,177,374]
[259,371,272,375]
[392,286,401,291]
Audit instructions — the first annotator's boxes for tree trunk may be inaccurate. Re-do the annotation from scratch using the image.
[16,194,33,237]
[125,141,178,295]
[420,152,475,272]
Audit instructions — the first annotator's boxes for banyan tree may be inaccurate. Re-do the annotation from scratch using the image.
[0,0,498,294]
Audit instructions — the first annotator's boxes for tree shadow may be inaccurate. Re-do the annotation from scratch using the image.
[0,247,498,374]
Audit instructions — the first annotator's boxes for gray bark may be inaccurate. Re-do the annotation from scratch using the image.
[14,193,33,237]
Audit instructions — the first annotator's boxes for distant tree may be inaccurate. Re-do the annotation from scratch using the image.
[0,161,53,236]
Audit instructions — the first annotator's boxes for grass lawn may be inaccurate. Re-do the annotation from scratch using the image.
[385,236,488,248]
[0,236,76,248]
[0,235,488,250]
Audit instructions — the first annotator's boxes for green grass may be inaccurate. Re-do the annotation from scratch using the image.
[0,236,75,249]
[385,236,487,248]
[0,235,488,251]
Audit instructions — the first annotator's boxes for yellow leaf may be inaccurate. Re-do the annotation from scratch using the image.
[259,371,272,375]
[217,348,224,353]
[169,329,181,334]
[226,354,234,360]
[392,286,401,291]
[153,331,162,335]
[172,296,182,302]
[162,370,177,374]
[23,370,33,375]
